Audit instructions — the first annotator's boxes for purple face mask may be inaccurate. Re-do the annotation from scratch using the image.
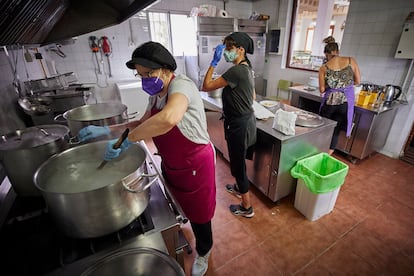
[142,76,164,96]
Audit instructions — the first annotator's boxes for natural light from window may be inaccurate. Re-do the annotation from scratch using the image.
[287,0,350,71]
[147,12,197,56]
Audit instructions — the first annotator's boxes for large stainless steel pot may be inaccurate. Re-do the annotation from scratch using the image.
[0,125,70,196]
[81,248,185,276]
[33,140,157,238]
[55,103,128,137]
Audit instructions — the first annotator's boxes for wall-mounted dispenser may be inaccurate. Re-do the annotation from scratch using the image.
[395,12,414,59]
[266,28,284,55]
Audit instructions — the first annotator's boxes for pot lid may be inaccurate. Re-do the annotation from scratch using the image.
[294,111,324,128]
[81,247,185,276]
[0,125,69,151]
[64,103,127,121]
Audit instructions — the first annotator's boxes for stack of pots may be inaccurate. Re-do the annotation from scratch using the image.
[0,125,70,196]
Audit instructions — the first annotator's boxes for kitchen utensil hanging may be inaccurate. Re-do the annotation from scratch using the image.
[22,45,34,95]
[89,36,101,74]
[47,43,66,58]
[89,36,108,88]
[3,45,23,97]
[100,36,112,77]
[34,48,48,78]
[24,47,33,62]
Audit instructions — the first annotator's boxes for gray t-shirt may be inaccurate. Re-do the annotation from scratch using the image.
[146,74,210,145]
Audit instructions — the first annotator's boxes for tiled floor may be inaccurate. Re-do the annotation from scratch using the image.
[146,138,414,276]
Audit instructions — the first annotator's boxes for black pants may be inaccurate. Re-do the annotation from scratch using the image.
[224,114,256,194]
[320,103,348,150]
[191,221,213,256]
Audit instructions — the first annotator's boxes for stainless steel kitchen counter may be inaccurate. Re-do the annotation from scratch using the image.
[289,85,400,161]
[201,91,222,111]
[289,85,399,115]
[201,91,337,202]
[201,91,337,141]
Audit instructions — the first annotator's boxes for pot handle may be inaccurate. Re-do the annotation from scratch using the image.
[127,111,139,120]
[69,135,81,145]
[54,113,67,124]
[122,173,158,193]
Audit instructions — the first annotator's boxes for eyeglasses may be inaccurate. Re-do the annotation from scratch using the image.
[135,70,154,78]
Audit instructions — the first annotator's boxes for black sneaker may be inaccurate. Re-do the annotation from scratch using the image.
[225,184,241,198]
[229,204,255,218]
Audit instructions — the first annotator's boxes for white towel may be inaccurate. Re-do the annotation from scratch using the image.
[272,109,297,135]
[252,101,275,120]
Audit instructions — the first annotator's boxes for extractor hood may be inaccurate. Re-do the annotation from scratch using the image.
[0,0,157,46]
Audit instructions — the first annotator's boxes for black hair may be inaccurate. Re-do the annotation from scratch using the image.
[323,36,339,54]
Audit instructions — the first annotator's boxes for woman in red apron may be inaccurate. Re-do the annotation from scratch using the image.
[78,41,216,276]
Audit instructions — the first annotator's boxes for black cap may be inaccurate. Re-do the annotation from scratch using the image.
[126,41,177,71]
[228,32,254,54]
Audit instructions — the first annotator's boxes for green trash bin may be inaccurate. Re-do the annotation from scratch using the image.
[290,152,349,221]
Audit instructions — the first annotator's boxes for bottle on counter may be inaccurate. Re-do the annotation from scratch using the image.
[373,85,385,108]
[368,85,379,106]
[357,84,370,106]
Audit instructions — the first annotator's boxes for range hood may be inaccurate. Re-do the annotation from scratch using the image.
[0,0,157,46]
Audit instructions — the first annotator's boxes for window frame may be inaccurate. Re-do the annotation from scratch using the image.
[286,0,349,72]
[146,11,197,56]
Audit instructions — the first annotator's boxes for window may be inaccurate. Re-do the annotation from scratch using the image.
[287,0,350,71]
[147,12,197,56]
[148,12,171,51]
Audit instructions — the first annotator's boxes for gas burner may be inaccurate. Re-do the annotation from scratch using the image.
[0,196,154,276]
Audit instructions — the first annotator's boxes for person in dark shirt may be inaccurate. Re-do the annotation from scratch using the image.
[202,32,256,218]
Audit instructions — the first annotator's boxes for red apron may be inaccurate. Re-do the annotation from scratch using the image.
[151,104,216,224]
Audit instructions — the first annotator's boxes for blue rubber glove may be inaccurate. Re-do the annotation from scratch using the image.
[78,126,110,142]
[211,44,225,67]
[119,137,132,151]
[103,138,132,161]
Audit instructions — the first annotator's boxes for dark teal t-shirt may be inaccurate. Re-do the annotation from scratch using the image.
[221,64,255,118]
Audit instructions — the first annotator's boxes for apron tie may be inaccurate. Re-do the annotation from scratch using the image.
[319,83,355,137]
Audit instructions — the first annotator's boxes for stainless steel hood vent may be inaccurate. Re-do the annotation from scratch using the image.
[0,0,157,46]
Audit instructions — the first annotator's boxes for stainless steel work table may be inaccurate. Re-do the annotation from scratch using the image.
[201,92,337,202]
[289,85,400,162]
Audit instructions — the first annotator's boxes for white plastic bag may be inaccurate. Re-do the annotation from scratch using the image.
[272,109,297,135]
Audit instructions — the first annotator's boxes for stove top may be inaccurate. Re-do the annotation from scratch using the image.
[0,142,184,276]
[0,194,155,276]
